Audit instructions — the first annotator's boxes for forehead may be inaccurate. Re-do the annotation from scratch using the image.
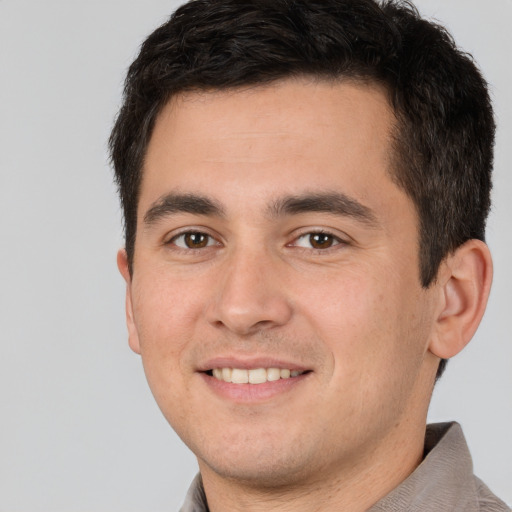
[141,78,402,217]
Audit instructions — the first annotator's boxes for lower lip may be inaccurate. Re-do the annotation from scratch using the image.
[200,372,310,403]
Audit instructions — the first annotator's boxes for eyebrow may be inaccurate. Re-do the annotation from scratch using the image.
[143,193,225,226]
[143,191,379,228]
[269,192,379,227]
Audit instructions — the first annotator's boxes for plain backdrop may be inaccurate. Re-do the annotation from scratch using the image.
[1,1,510,510]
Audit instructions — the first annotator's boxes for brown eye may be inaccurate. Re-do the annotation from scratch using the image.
[309,233,335,249]
[184,232,209,248]
[292,231,342,250]
[172,231,213,249]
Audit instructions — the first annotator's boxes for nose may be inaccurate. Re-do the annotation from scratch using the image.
[206,247,293,336]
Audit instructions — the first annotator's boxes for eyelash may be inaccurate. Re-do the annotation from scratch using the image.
[167,230,220,250]
[291,231,344,251]
[166,229,346,252]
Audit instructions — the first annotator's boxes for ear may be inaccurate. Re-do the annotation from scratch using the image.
[117,249,141,354]
[429,239,493,359]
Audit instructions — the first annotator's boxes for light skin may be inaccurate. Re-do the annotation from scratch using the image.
[118,79,492,511]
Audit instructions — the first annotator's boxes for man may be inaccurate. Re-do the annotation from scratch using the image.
[110,0,509,510]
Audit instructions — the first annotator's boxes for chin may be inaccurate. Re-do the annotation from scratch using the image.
[195,434,324,489]
[202,457,313,489]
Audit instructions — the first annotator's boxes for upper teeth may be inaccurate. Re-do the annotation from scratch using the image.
[212,368,304,384]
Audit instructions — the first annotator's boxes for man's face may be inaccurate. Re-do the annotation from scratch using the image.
[120,79,440,487]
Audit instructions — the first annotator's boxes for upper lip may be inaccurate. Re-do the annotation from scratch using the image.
[197,356,310,372]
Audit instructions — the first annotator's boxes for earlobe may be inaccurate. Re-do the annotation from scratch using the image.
[117,249,141,355]
[429,240,493,360]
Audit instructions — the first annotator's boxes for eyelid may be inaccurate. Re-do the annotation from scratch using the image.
[165,227,222,249]
[162,226,350,251]
[288,228,350,250]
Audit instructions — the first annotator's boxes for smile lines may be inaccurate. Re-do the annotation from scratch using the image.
[209,367,306,384]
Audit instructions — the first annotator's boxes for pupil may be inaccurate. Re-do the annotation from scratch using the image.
[186,232,207,248]
[310,233,332,249]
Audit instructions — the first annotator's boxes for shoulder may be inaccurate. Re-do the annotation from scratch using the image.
[474,477,511,512]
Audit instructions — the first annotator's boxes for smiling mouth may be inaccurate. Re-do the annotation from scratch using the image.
[206,367,309,384]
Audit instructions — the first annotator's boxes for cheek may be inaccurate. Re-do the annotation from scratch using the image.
[303,271,432,435]
[300,269,389,340]
[133,270,204,342]
[130,272,206,397]
[300,267,423,375]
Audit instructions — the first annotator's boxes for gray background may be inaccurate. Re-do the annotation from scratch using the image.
[1,1,510,510]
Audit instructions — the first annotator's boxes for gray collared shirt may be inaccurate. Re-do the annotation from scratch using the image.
[179,422,509,511]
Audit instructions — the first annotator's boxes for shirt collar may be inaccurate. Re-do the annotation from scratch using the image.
[367,422,480,511]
